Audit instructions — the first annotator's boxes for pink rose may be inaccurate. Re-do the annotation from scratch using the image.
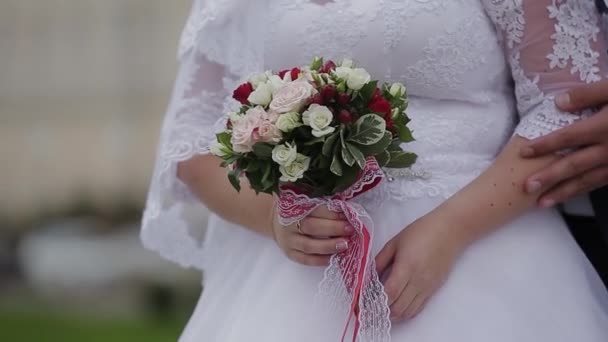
[231,107,266,153]
[257,120,282,143]
[269,79,317,113]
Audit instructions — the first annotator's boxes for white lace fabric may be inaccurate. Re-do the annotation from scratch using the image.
[483,0,608,139]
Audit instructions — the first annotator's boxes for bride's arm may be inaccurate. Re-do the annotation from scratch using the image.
[177,155,274,236]
[378,0,608,321]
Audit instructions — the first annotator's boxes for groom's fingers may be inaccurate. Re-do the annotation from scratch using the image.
[538,166,608,207]
[525,145,606,195]
[521,120,594,158]
[556,81,608,112]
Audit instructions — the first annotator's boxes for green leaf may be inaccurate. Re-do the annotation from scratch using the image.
[261,163,272,185]
[228,169,242,192]
[252,143,274,159]
[398,127,415,143]
[386,152,418,168]
[311,56,323,71]
[216,132,232,148]
[375,151,391,167]
[341,143,355,167]
[358,81,378,103]
[348,114,387,146]
[353,132,392,156]
[346,143,366,169]
[304,136,325,146]
[333,164,360,193]
[330,145,344,176]
[322,132,339,157]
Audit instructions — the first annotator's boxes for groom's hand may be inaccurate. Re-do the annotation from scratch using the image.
[521,81,608,207]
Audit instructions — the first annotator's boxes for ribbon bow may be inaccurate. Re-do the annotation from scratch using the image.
[278,158,391,342]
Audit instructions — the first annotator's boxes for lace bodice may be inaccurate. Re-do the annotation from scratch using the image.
[141,0,608,269]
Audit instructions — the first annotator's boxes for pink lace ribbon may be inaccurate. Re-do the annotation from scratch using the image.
[277,158,391,342]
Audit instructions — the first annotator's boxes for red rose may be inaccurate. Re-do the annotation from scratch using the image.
[278,68,301,80]
[321,85,337,101]
[337,93,351,105]
[369,96,392,117]
[338,109,354,124]
[385,116,395,131]
[233,82,254,105]
[310,93,324,105]
[321,60,337,73]
[290,67,301,80]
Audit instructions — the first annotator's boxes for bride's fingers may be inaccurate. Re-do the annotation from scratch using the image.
[309,206,345,220]
[390,283,418,321]
[375,240,396,275]
[285,250,331,267]
[401,293,428,320]
[290,234,349,255]
[300,217,353,237]
[382,263,409,306]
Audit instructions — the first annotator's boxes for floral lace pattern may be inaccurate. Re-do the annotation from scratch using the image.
[482,0,607,140]
[402,14,493,99]
[547,0,602,83]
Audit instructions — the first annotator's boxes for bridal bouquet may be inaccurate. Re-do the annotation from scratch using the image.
[212,57,416,341]
[212,57,416,195]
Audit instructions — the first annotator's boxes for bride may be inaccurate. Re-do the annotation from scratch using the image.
[142,0,608,341]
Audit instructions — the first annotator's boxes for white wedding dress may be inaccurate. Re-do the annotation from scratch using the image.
[141,0,608,341]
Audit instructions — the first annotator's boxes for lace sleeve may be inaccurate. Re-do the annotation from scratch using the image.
[482,0,608,139]
[140,0,268,269]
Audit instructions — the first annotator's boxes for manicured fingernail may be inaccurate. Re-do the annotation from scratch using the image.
[556,93,570,108]
[336,241,348,251]
[521,147,535,158]
[540,199,556,208]
[344,225,354,234]
[526,180,542,193]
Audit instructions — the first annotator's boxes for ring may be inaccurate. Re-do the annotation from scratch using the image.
[296,220,304,234]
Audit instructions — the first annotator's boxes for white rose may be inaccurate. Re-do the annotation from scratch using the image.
[389,82,406,97]
[302,104,336,138]
[231,106,266,153]
[279,153,311,182]
[248,82,273,107]
[269,79,317,113]
[275,112,302,133]
[300,66,315,82]
[341,59,354,68]
[210,140,231,157]
[333,66,352,81]
[228,111,242,124]
[346,68,371,90]
[266,75,286,93]
[249,71,272,89]
[272,142,297,166]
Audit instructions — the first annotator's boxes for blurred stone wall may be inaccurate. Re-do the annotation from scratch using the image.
[0,0,191,222]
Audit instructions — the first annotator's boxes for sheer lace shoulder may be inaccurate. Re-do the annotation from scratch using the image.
[141,0,267,269]
[482,0,608,139]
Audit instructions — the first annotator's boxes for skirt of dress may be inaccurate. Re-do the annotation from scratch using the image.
[179,196,608,342]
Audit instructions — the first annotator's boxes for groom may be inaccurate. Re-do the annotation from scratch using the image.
[522,5,608,287]
[521,79,608,288]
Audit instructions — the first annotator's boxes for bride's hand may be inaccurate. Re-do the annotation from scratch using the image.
[375,215,466,321]
[271,206,354,267]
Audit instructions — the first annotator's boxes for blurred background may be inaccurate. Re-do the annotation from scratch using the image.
[0,1,204,341]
